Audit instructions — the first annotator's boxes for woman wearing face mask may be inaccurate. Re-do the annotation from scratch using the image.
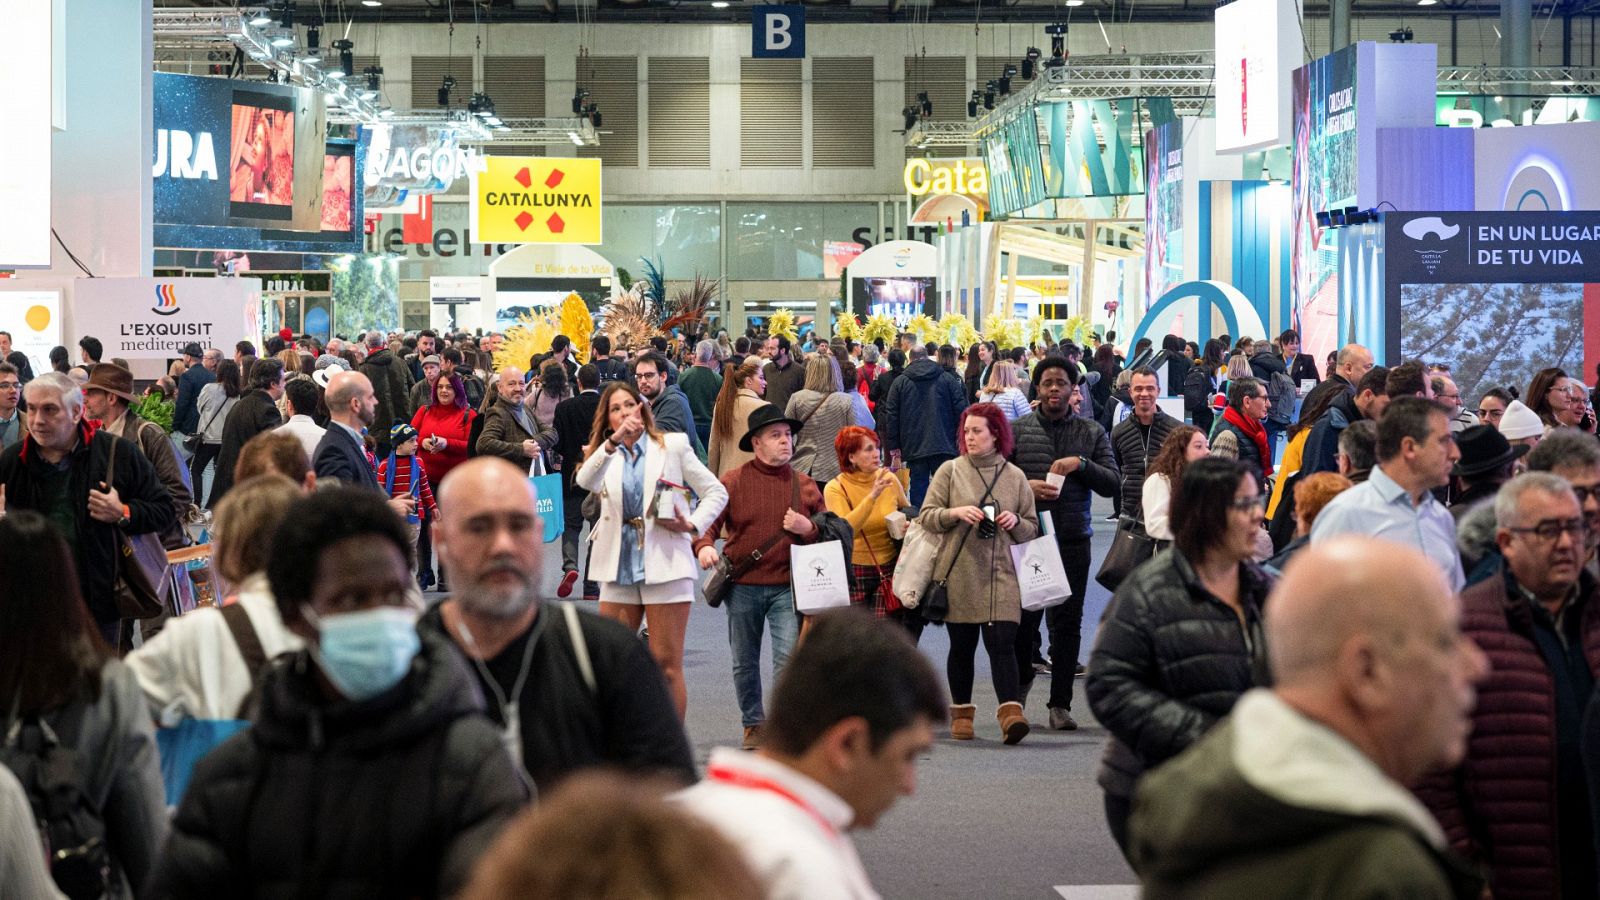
[576,382,728,719]
[150,488,530,898]
[1086,457,1274,860]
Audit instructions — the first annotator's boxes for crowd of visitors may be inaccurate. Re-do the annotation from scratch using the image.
[6,321,1600,899]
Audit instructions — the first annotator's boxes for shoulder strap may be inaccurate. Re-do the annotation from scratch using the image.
[560,601,596,694]
[937,459,1002,582]
[221,603,268,684]
[728,473,803,578]
[103,431,117,486]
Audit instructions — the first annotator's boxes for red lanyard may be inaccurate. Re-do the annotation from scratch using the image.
[706,764,839,837]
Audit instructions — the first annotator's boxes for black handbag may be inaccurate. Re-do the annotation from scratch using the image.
[183,399,225,455]
[922,461,1001,625]
[703,476,801,608]
[104,439,166,620]
[1095,516,1159,592]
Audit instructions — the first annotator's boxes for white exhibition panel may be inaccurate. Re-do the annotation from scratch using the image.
[71,277,260,361]
[1214,0,1302,154]
[1473,121,1600,212]
[0,291,64,375]
[0,1,54,267]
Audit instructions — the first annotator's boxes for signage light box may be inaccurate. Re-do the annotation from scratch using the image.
[1215,0,1303,154]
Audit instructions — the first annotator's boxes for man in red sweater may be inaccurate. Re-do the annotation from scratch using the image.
[695,404,827,750]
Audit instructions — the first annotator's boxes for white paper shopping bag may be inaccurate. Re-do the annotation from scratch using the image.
[789,540,852,613]
[1010,535,1071,611]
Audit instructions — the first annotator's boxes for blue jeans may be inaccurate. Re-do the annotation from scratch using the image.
[908,454,955,507]
[726,583,800,727]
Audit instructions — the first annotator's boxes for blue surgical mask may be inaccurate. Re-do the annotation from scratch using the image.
[302,606,421,702]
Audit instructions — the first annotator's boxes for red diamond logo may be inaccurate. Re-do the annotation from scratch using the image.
[545,169,565,189]
[515,211,534,231]
[546,213,565,233]
[513,167,532,188]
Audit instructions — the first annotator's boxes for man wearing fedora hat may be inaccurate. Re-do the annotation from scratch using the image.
[83,365,192,554]
[693,403,829,751]
[1449,424,1529,519]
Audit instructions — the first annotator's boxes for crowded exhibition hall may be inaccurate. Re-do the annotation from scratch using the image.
[5,0,1600,896]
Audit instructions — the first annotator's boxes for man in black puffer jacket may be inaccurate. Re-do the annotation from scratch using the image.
[1109,367,1181,522]
[1010,358,1120,730]
[149,489,528,899]
[359,331,412,459]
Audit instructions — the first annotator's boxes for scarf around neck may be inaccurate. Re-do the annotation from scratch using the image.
[1223,406,1273,478]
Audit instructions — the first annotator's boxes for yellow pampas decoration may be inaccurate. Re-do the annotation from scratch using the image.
[495,311,559,375]
[557,293,594,362]
[982,315,1029,351]
[939,313,980,351]
[1061,314,1093,346]
[767,308,798,343]
[905,313,939,345]
[863,313,898,347]
[834,314,863,342]
[1025,315,1049,346]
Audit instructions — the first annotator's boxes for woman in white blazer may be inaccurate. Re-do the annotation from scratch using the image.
[576,381,728,718]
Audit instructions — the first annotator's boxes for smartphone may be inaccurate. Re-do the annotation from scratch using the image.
[983,504,996,522]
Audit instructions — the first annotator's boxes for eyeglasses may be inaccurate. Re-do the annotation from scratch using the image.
[1571,485,1599,506]
[1508,519,1585,542]
[0,381,18,390]
[1228,494,1268,512]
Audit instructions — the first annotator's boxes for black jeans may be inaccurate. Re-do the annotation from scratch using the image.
[946,621,1021,705]
[191,442,222,508]
[1017,534,1093,710]
[561,485,587,572]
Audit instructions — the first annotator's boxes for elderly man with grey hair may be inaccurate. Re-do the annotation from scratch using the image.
[1419,472,1600,900]
[0,372,176,646]
[1131,537,1489,898]
[679,339,724,450]
[1528,428,1600,581]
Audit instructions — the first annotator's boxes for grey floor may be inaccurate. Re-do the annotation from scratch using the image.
[498,494,1135,900]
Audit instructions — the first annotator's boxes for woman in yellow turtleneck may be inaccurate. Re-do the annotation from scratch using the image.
[824,426,914,633]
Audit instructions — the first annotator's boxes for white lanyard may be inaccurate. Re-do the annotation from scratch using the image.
[455,613,542,770]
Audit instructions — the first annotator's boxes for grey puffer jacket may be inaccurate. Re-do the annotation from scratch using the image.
[1009,411,1121,540]
[148,630,530,899]
[1086,547,1274,801]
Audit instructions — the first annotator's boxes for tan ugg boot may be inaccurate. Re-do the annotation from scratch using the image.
[949,704,977,740]
[997,702,1031,745]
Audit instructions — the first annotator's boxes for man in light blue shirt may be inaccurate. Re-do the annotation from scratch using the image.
[1312,396,1465,592]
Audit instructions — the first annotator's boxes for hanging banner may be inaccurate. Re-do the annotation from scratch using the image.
[471,157,603,245]
[0,0,51,268]
[72,277,260,361]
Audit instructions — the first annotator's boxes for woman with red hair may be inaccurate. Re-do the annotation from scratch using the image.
[917,402,1041,744]
[824,426,914,631]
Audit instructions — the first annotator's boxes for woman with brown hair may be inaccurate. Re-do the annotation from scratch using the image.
[1141,425,1210,542]
[708,357,767,477]
[576,381,727,717]
[1527,366,1582,432]
[0,510,167,895]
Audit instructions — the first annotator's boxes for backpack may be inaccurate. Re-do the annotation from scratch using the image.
[1,714,115,900]
[1267,370,1298,425]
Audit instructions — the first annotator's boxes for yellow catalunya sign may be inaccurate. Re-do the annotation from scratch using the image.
[903,158,989,198]
[474,156,602,245]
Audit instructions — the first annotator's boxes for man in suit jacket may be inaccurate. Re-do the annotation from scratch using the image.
[173,343,218,440]
[552,363,603,595]
[314,370,418,521]
[211,358,286,505]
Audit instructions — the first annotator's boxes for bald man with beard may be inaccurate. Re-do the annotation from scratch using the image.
[1128,538,1489,899]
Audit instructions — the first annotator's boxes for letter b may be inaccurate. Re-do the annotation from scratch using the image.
[765,14,792,50]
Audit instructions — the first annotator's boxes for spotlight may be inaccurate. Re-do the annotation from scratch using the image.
[572,88,590,115]
[1046,22,1068,62]
[983,81,997,110]
[469,93,497,120]
[968,90,981,118]
[270,35,295,48]
[332,37,354,77]
[249,12,273,26]
[1388,26,1414,41]
[437,73,456,107]
[305,25,321,58]
[902,105,919,131]
[1315,210,1332,228]
[590,109,602,128]
[999,63,1017,95]
[918,91,932,117]
[276,1,294,29]
[361,65,382,100]
[1021,48,1040,80]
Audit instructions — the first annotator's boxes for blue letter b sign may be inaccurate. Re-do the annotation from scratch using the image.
[753,5,805,58]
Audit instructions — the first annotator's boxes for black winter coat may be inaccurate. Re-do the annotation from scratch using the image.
[1212,414,1269,487]
[869,366,903,434]
[1183,366,1217,433]
[1086,548,1273,800]
[1009,411,1120,540]
[1109,412,1181,520]
[882,358,967,462]
[0,426,175,627]
[359,349,411,455]
[211,389,281,504]
[148,630,529,899]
